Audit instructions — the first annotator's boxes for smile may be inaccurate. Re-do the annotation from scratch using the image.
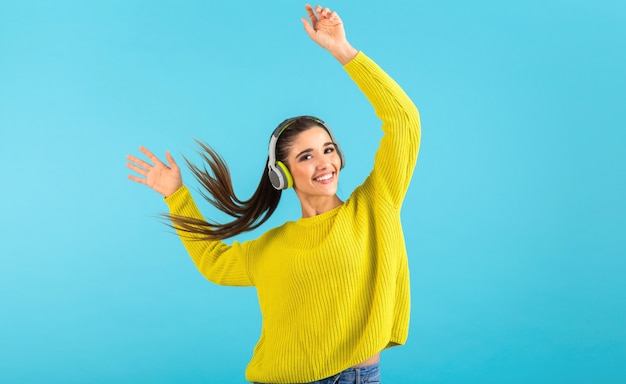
[314,172,334,182]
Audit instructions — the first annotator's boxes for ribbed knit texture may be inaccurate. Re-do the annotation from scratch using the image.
[165,51,420,383]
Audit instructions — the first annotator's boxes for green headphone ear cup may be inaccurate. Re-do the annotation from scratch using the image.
[276,161,293,189]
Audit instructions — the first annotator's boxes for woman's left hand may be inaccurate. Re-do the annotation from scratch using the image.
[301,4,357,64]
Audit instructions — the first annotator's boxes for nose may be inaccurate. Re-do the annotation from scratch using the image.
[316,158,330,170]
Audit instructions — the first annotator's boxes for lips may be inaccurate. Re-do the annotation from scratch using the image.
[314,172,334,182]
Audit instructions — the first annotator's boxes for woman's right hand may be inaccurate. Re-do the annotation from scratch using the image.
[127,146,183,198]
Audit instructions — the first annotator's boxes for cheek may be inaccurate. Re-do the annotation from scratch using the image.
[290,163,310,181]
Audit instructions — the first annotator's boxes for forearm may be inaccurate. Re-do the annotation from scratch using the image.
[165,186,253,286]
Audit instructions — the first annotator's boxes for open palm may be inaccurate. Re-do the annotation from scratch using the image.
[126,146,182,197]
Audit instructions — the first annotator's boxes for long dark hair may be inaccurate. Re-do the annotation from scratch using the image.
[167,117,323,240]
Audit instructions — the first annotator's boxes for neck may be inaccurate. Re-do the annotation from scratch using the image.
[297,194,343,218]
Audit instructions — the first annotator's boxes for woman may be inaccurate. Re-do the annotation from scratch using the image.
[126,4,420,383]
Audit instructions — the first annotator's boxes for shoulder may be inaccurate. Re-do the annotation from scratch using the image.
[247,220,292,248]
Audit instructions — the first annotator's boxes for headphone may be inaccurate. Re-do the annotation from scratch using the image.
[267,116,345,190]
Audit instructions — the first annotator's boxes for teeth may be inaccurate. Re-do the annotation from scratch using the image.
[315,173,333,181]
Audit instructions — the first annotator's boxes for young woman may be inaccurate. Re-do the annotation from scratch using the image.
[126,4,420,384]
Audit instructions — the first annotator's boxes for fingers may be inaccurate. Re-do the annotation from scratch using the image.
[305,4,337,23]
[316,5,333,19]
[126,153,151,170]
[127,174,147,185]
[139,146,164,166]
[301,17,315,37]
[305,4,316,23]
[126,146,160,183]
[126,159,148,176]
[126,155,149,185]
[126,146,167,174]
[165,150,179,170]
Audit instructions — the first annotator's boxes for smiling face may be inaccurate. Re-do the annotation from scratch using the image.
[285,126,341,200]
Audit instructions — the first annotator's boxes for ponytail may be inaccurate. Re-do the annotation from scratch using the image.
[165,140,281,240]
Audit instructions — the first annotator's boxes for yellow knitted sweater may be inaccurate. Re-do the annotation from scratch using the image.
[165,51,420,383]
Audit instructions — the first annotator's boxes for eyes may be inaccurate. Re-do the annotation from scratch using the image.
[298,146,336,162]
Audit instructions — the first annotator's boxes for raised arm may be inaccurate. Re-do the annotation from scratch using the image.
[344,54,421,208]
[302,4,421,208]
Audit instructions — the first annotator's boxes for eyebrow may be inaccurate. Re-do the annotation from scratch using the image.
[295,142,335,159]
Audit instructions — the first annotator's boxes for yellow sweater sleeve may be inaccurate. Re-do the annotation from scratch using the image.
[164,185,253,286]
[344,51,421,208]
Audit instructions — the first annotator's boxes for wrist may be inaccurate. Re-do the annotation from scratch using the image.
[163,183,184,199]
[329,42,358,65]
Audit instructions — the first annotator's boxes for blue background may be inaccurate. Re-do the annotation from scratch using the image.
[1,1,625,383]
